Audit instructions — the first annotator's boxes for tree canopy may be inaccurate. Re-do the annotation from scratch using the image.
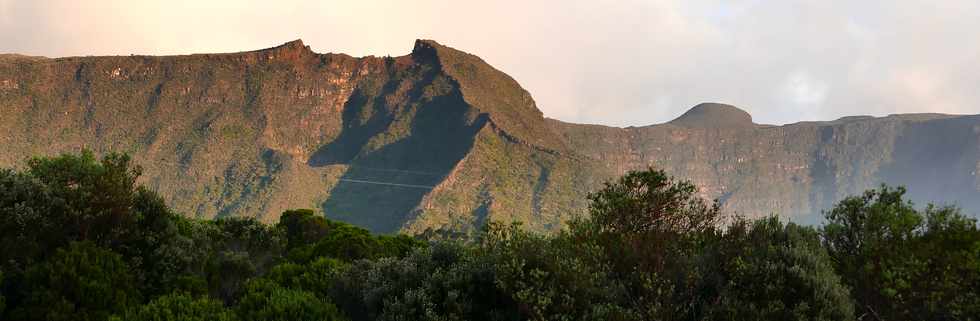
[0,152,977,321]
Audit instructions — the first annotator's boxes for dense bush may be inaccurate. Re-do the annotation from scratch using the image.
[0,152,977,321]
[483,223,633,321]
[12,241,141,321]
[278,209,424,263]
[236,279,347,321]
[572,169,724,320]
[707,217,854,320]
[111,292,237,321]
[0,271,6,316]
[333,242,517,321]
[823,186,980,320]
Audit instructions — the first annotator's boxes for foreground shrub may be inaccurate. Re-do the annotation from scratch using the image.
[13,242,141,321]
[823,186,980,320]
[571,168,723,319]
[334,242,517,321]
[483,223,635,320]
[708,217,854,320]
[236,279,347,321]
[112,292,236,321]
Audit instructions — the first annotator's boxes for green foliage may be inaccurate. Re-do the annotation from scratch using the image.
[0,150,146,271]
[219,124,254,140]
[823,185,980,320]
[0,151,160,320]
[708,217,854,320]
[0,167,64,268]
[911,205,980,318]
[310,225,381,262]
[1,153,978,321]
[125,190,208,297]
[280,209,425,263]
[572,168,723,320]
[112,292,237,321]
[279,209,332,251]
[483,223,634,320]
[0,271,5,316]
[583,168,722,236]
[207,217,284,302]
[560,168,855,320]
[333,242,518,321]
[236,279,347,321]
[13,241,141,321]
[577,168,722,282]
[263,257,345,297]
[25,150,142,247]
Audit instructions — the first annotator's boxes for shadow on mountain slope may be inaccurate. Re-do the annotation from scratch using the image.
[878,116,980,215]
[311,74,489,232]
[307,76,404,167]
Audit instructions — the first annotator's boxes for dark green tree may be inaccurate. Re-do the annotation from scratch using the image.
[25,150,142,247]
[111,292,237,321]
[571,168,723,320]
[278,209,332,251]
[263,257,345,297]
[0,271,6,317]
[0,151,218,300]
[583,168,722,237]
[822,185,980,320]
[13,241,141,321]
[1,152,158,318]
[0,168,70,269]
[236,279,347,321]
[823,186,927,320]
[208,217,284,302]
[483,222,634,321]
[309,220,422,262]
[907,205,980,318]
[277,209,423,263]
[707,217,854,320]
[115,185,216,298]
[334,242,518,321]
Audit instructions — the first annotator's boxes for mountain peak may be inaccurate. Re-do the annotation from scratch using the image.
[280,39,306,49]
[413,39,440,48]
[411,39,440,62]
[408,39,568,153]
[257,39,308,52]
[247,39,313,63]
[669,102,754,128]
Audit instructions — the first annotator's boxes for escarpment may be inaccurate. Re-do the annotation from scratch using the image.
[2,40,978,233]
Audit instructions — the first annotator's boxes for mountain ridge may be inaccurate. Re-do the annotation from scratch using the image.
[1,39,978,233]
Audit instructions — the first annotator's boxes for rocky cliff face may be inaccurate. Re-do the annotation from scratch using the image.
[1,40,977,233]
[0,39,585,233]
[549,104,980,224]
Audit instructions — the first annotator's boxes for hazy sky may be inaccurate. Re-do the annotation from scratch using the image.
[1,0,978,126]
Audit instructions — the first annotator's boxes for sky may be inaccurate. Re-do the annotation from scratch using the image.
[1,0,978,126]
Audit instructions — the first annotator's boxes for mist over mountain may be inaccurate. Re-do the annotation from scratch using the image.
[1,40,978,233]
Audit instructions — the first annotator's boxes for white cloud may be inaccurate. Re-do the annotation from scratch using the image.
[0,0,977,126]
[782,71,828,106]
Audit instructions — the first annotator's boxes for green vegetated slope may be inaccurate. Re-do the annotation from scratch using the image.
[403,124,605,234]
[2,40,979,233]
[0,40,374,222]
[0,39,597,233]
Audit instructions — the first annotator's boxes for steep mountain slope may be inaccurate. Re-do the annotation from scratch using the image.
[0,40,588,233]
[1,41,978,233]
